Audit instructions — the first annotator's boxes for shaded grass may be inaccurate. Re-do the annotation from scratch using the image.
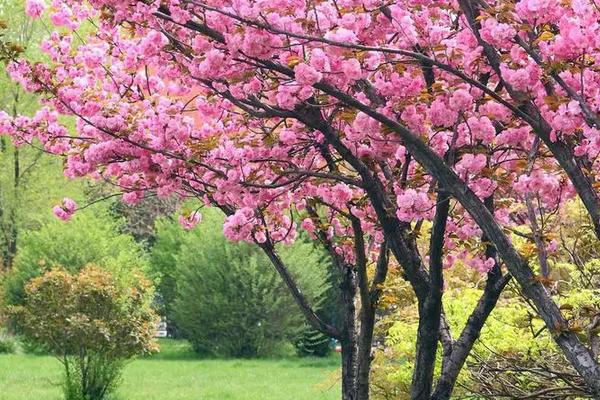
[0,339,341,400]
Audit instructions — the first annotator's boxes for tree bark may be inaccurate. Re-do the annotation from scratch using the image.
[355,307,374,400]
[340,264,359,400]
[341,337,358,400]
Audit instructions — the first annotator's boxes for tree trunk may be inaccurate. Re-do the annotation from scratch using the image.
[340,307,374,400]
[411,190,449,400]
[340,264,359,400]
[355,308,375,400]
[339,262,375,400]
[341,337,358,400]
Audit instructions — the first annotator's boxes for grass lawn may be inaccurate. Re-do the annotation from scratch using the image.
[0,340,341,400]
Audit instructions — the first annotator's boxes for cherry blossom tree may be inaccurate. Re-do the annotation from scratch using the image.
[2,0,600,399]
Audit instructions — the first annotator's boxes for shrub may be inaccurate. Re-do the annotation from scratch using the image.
[3,211,146,309]
[0,332,18,354]
[10,266,158,400]
[162,208,334,357]
[174,247,297,357]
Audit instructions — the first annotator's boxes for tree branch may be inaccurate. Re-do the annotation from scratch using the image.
[257,239,341,340]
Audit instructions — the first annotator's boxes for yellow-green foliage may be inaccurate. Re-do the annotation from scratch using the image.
[10,266,158,400]
[371,259,600,399]
[11,265,158,358]
[371,286,552,399]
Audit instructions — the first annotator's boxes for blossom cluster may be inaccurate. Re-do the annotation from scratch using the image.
[3,0,595,272]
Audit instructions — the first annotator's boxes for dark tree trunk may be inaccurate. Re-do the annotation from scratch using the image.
[341,337,358,400]
[355,306,375,400]
[340,264,359,400]
[339,300,375,400]
[411,190,450,400]
[339,258,377,400]
[7,147,19,268]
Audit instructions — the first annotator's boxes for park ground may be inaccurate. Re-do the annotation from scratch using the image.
[0,339,341,400]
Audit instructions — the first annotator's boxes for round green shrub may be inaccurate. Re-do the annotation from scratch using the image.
[3,211,146,309]
[158,208,334,358]
[10,266,158,400]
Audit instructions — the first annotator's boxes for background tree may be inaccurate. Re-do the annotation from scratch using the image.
[0,0,83,271]
[112,194,179,248]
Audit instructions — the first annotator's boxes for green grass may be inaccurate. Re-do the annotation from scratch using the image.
[0,339,341,400]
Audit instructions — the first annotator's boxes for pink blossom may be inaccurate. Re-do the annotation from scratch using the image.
[480,18,516,48]
[500,63,541,92]
[467,257,496,273]
[515,0,560,23]
[457,153,487,176]
[223,207,256,242]
[122,191,144,205]
[395,189,433,222]
[179,211,202,230]
[341,59,361,82]
[25,0,46,18]
[331,184,354,203]
[275,84,301,109]
[397,189,416,208]
[279,129,297,144]
[50,4,73,27]
[324,27,359,43]
[253,229,267,243]
[429,98,457,127]
[547,239,559,253]
[53,197,76,221]
[449,89,473,112]
[294,63,322,86]
[309,48,331,72]
[300,218,316,233]
[466,116,496,143]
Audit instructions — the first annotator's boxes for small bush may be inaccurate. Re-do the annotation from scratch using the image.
[0,333,18,354]
[10,266,158,400]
